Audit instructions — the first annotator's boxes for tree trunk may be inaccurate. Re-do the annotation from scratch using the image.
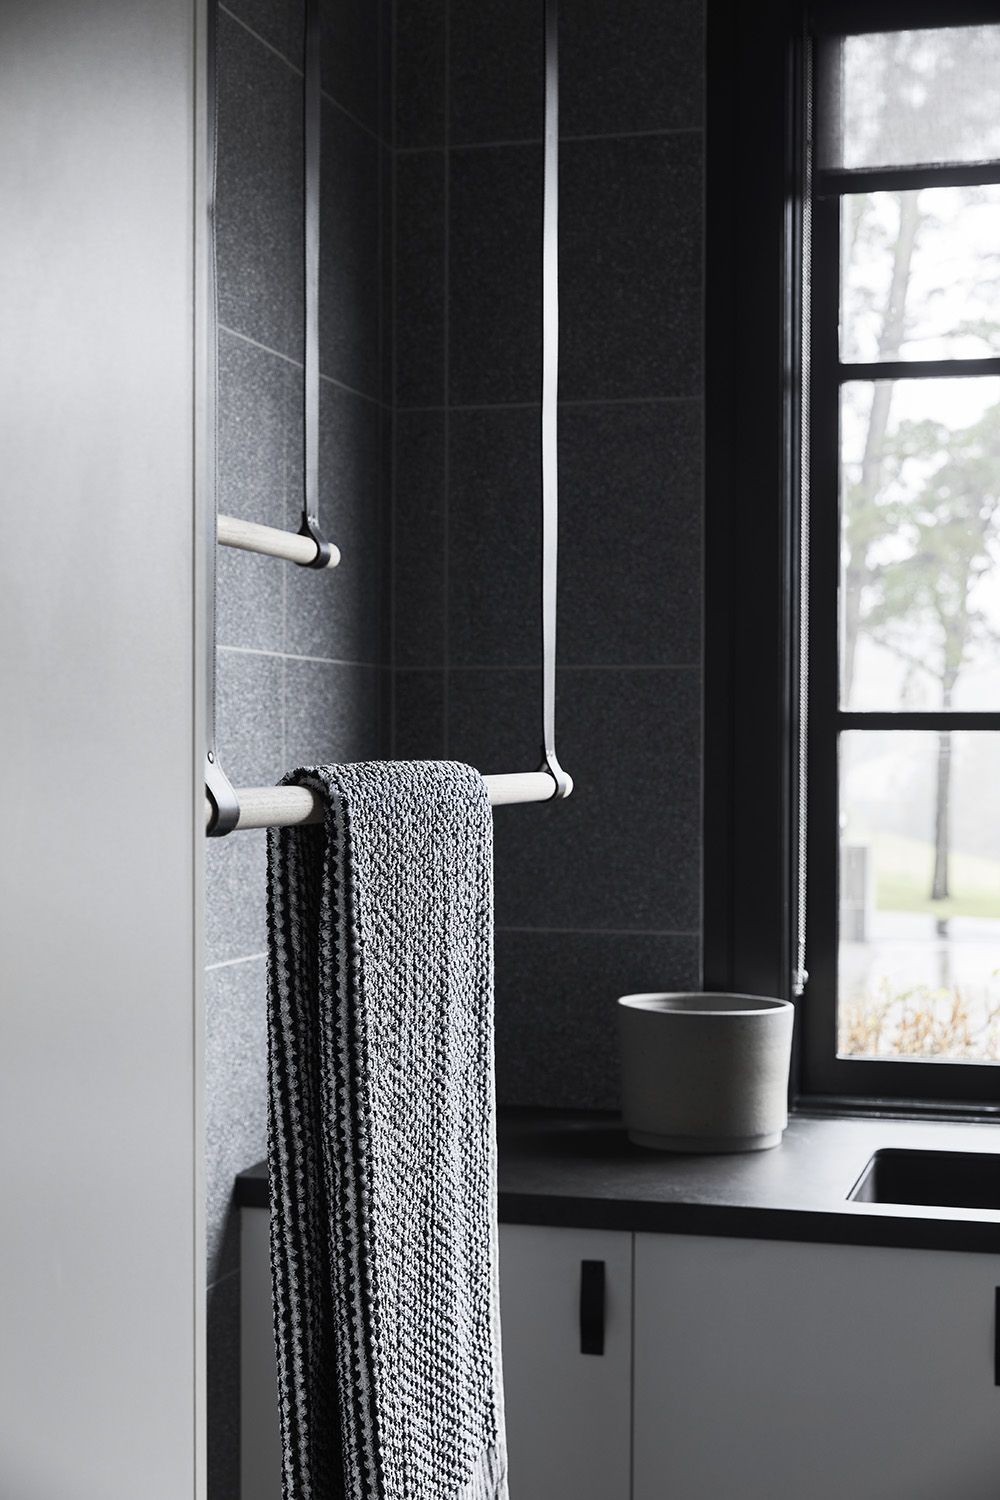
[842,192,922,702]
[931,728,952,902]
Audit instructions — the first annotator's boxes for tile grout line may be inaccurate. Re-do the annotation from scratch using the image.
[395,394,704,413]
[206,952,268,971]
[219,323,391,410]
[495,927,700,937]
[219,644,387,668]
[396,123,704,154]
[218,4,386,150]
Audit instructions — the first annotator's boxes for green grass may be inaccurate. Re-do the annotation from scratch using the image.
[856,830,1000,920]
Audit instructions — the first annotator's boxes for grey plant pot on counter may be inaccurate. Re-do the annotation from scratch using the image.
[617,992,795,1153]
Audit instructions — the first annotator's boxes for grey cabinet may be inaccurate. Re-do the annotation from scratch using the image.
[499,1224,633,1500]
[632,1231,1000,1500]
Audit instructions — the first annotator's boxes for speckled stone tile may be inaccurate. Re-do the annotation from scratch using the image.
[284,382,383,664]
[393,670,447,760]
[449,0,544,146]
[558,399,702,665]
[560,0,705,137]
[216,8,303,362]
[450,666,703,931]
[283,660,384,769]
[320,0,381,136]
[559,133,703,401]
[494,928,701,1110]
[215,648,284,788]
[448,144,543,406]
[319,100,380,398]
[221,0,303,70]
[395,0,446,148]
[447,406,542,667]
[394,151,446,408]
[394,410,446,669]
[205,828,269,968]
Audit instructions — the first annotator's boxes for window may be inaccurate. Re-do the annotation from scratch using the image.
[706,0,1000,1111]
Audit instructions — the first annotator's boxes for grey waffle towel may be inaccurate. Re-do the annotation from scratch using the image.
[266,760,508,1500]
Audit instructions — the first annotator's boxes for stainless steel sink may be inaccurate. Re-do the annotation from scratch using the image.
[849,1148,1000,1210]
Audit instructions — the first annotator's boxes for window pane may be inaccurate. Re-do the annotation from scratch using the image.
[818,27,1000,171]
[841,188,1000,364]
[838,730,1000,1062]
[840,378,1000,711]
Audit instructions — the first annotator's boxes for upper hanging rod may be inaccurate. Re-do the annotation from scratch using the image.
[204,770,566,832]
[218,513,341,569]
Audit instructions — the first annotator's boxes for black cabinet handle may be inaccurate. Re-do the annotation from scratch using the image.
[580,1260,605,1356]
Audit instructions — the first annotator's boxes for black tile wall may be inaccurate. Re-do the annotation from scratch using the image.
[394,0,446,148]
[319,102,381,397]
[448,144,543,405]
[559,133,703,400]
[393,410,446,668]
[391,1,706,1110]
[494,930,701,1110]
[559,0,705,138]
[394,151,446,406]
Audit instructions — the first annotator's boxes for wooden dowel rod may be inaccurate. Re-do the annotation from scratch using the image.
[217,513,341,569]
[204,769,571,833]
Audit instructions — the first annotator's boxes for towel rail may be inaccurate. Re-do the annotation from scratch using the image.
[217,513,341,569]
[204,770,569,832]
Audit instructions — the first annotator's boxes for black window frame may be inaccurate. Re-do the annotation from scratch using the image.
[706,0,1000,1116]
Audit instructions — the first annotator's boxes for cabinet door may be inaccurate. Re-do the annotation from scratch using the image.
[499,1224,632,1500]
[634,1231,1000,1500]
[240,1207,283,1500]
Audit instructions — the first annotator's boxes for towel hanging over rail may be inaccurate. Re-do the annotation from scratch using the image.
[204,0,570,834]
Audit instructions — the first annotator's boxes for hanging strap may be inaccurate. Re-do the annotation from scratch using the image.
[541,0,570,797]
[298,0,334,567]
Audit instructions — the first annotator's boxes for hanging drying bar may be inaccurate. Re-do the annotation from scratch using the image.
[204,0,570,835]
[217,513,341,569]
[204,769,562,833]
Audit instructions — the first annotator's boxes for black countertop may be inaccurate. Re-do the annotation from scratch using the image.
[235,1107,1000,1255]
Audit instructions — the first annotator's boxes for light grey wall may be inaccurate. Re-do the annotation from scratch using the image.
[0,1,205,1496]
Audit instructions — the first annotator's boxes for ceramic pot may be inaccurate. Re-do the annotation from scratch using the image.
[617,991,794,1153]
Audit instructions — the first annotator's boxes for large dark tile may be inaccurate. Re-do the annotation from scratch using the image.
[448,145,543,406]
[559,400,702,665]
[320,99,380,397]
[560,0,704,138]
[320,0,380,135]
[494,929,701,1110]
[215,649,284,788]
[207,1270,240,1500]
[394,410,446,668]
[283,661,384,769]
[447,667,543,776]
[206,957,269,1282]
[448,407,542,667]
[394,151,446,407]
[285,383,383,663]
[216,9,303,362]
[393,670,447,760]
[560,133,703,401]
[394,0,446,148]
[450,667,703,930]
[450,0,544,146]
[206,828,269,968]
[222,0,303,67]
